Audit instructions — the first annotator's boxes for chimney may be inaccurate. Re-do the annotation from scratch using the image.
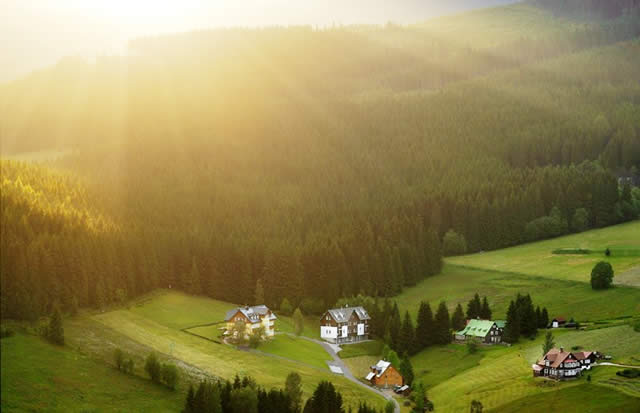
[560,347,564,353]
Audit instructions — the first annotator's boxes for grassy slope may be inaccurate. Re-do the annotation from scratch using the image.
[258,335,332,370]
[394,264,640,323]
[492,383,640,413]
[1,333,184,412]
[392,223,640,411]
[81,291,386,410]
[423,325,640,412]
[447,221,640,285]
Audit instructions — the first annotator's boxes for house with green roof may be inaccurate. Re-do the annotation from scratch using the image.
[455,319,504,344]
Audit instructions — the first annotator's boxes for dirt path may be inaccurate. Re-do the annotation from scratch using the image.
[279,333,400,413]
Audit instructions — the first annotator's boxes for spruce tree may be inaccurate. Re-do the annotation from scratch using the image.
[399,354,415,386]
[451,303,466,331]
[540,307,550,328]
[480,296,492,320]
[535,306,542,328]
[415,301,434,350]
[466,293,481,320]
[388,303,401,351]
[398,311,415,356]
[504,300,520,343]
[434,301,451,345]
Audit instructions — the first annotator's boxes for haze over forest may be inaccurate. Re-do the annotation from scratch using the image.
[1,0,517,82]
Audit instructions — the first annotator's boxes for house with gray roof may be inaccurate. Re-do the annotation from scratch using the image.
[224,305,277,339]
[320,306,370,344]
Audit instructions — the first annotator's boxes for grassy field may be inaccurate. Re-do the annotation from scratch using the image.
[492,383,640,413]
[394,264,640,323]
[447,221,640,286]
[258,334,332,370]
[1,333,184,412]
[339,340,384,359]
[418,325,640,412]
[390,223,640,412]
[76,291,387,410]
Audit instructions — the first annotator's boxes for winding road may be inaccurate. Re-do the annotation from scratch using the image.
[281,333,401,413]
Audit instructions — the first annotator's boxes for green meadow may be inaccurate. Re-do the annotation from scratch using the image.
[394,264,640,323]
[420,325,640,412]
[74,291,387,411]
[259,335,332,370]
[1,333,184,412]
[493,383,640,413]
[447,221,640,285]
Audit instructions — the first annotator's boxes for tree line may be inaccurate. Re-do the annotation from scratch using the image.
[183,373,388,413]
[2,21,640,321]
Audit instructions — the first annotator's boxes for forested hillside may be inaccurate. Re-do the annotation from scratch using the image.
[1,3,640,320]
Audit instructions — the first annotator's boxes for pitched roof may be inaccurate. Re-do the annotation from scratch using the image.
[327,306,370,322]
[456,319,496,338]
[494,320,506,329]
[370,360,391,378]
[574,351,593,360]
[225,305,276,323]
[538,348,577,368]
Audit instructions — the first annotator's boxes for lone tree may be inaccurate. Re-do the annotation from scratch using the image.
[591,261,614,290]
[542,331,555,356]
[470,399,483,413]
[46,304,65,345]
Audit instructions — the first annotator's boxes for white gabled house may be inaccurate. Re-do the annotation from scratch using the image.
[320,306,370,344]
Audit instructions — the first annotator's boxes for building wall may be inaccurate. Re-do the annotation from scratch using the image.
[373,366,403,388]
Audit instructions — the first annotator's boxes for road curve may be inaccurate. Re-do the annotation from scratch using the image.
[280,333,401,413]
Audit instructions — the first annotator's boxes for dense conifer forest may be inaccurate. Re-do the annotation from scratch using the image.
[1,2,640,321]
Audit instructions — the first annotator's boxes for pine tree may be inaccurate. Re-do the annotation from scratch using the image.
[466,293,481,320]
[398,311,415,356]
[415,301,434,350]
[451,303,466,331]
[535,306,542,328]
[434,301,451,345]
[540,307,550,328]
[399,354,414,386]
[388,303,401,351]
[480,296,492,320]
[504,300,520,343]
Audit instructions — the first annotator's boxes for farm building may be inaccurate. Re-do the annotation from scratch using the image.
[550,317,566,328]
[365,360,403,388]
[532,347,599,380]
[224,305,276,339]
[320,306,370,344]
[454,319,504,344]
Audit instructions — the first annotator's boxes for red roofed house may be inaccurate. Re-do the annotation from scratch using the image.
[533,347,598,380]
